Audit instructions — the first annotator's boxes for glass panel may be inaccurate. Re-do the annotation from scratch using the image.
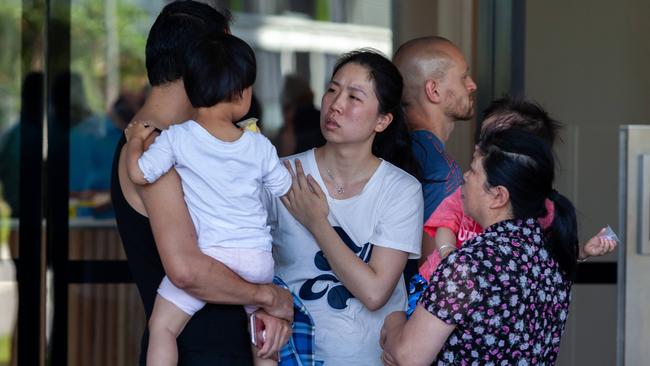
[0,227,17,366]
[68,223,125,260]
[69,0,149,220]
[1,0,42,364]
[67,284,144,365]
[66,0,154,364]
[0,0,23,221]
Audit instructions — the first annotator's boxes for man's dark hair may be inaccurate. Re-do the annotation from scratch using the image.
[145,0,231,86]
[481,95,563,146]
[183,33,256,108]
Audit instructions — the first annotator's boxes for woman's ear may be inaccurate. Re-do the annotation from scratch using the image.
[374,112,393,133]
[489,185,510,210]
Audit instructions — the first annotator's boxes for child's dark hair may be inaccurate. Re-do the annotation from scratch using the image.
[477,129,579,279]
[481,95,562,146]
[332,49,421,179]
[146,1,231,86]
[182,33,256,108]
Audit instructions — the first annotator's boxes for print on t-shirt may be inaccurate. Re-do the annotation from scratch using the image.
[298,226,373,309]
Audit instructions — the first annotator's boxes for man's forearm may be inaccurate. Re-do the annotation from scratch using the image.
[136,167,292,319]
[177,251,273,307]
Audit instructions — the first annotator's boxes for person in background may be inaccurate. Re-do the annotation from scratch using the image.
[275,74,324,157]
[0,72,44,218]
[392,36,476,282]
[70,89,145,218]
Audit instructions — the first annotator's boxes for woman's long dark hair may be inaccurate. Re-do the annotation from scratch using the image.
[477,129,578,279]
[331,49,421,179]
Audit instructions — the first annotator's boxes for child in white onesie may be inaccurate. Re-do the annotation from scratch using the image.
[125,33,290,366]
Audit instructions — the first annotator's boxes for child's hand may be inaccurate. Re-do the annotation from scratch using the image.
[124,120,154,142]
[580,228,618,260]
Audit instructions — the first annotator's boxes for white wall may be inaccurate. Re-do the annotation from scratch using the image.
[525,0,650,364]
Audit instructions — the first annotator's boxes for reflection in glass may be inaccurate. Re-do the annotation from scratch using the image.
[69,0,149,219]
[0,0,35,363]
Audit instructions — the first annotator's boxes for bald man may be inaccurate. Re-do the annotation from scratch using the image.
[393,36,477,280]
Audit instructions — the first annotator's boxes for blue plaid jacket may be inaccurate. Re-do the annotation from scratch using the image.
[273,277,323,366]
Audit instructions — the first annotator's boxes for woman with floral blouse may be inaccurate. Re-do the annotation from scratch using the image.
[380,128,579,366]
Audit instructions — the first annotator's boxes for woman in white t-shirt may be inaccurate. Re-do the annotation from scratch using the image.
[265,49,424,365]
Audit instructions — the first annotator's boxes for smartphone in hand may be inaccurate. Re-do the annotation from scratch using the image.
[249,313,266,347]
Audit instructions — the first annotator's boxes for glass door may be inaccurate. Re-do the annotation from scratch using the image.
[1,1,46,365]
[1,1,395,365]
[1,1,153,365]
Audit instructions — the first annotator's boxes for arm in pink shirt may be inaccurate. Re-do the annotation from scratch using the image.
[419,188,464,279]
[423,188,463,243]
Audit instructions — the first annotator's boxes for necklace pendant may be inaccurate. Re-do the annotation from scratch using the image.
[326,168,345,195]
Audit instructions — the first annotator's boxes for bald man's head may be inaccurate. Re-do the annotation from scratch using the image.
[393,36,463,104]
[393,36,477,133]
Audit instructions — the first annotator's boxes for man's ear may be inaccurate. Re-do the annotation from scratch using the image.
[374,112,393,133]
[489,185,510,210]
[425,79,442,104]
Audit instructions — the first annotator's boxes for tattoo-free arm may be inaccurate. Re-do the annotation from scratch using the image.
[307,220,409,311]
[125,135,149,185]
[137,163,292,320]
[281,159,410,311]
[381,306,455,366]
[433,227,457,258]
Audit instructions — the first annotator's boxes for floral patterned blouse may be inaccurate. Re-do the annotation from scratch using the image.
[419,218,572,365]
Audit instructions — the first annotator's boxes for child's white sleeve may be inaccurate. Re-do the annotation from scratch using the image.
[261,138,292,197]
[261,184,278,230]
[138,129,176,183]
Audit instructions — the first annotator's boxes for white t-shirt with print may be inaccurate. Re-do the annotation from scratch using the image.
[138,120,291,251]
[265,149,423,365]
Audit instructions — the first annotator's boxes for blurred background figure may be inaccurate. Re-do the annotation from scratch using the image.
[0,72,45,218]
[275,74,324,157]
[69,87,146,218]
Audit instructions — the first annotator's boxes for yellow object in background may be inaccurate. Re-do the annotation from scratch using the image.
[0,184,10,247]
[236,118,260,133]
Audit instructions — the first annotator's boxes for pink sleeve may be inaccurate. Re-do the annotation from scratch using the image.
[538,199,555,229]
[418,250,442,280]
[423,188,463,238]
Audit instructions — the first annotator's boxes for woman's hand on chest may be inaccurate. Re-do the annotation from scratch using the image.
[281,159,330,232]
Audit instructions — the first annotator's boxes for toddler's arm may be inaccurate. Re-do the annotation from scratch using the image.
[420,188,463,265]
[261,137,292,197]
[434,227,457,259]
[125,121,154,185]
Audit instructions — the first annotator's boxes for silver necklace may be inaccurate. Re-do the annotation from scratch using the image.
[326,168,345,195]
